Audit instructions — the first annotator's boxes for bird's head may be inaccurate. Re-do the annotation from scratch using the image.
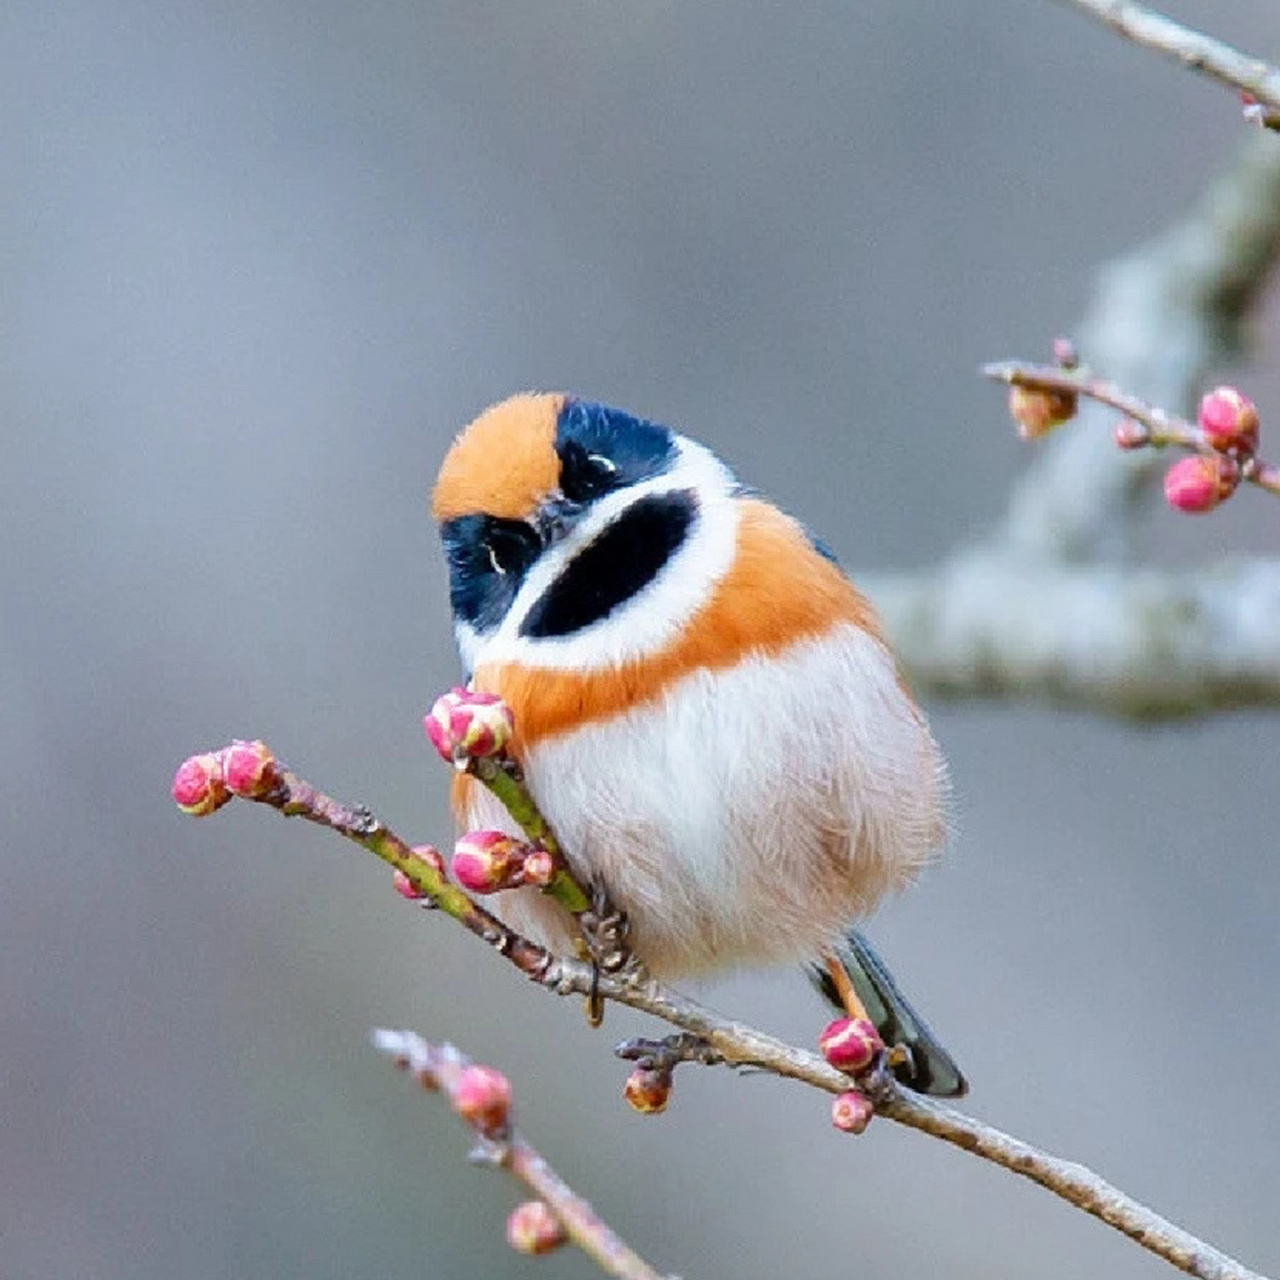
[432,394,736,673]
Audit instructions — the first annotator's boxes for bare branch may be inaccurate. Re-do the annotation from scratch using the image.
[373,1030,672,1280]
[995,135,1280,563]
[174,752,1275,1280]
[1057,0,1280,111]
[856,134,1280,717]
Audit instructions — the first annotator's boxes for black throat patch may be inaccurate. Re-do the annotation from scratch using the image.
[520,490,698,639]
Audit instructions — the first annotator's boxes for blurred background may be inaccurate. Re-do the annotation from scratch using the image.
[3,2,1277,1277]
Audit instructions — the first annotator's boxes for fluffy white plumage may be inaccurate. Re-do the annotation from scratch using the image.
[460,621,947,978]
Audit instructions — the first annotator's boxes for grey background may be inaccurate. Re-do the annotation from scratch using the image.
[3,3,1277,1278]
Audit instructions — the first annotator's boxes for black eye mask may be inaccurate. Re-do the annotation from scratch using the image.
[440,513,541,633]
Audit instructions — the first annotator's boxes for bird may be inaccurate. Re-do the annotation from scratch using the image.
[432,392,965,1096]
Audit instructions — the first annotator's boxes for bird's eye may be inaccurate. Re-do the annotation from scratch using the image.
[559,441,619,504]
[482,520,540,578]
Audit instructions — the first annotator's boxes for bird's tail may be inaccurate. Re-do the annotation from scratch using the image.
[809,929,967,1097]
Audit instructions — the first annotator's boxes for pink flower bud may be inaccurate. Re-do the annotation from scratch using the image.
[1051,336,1079,370]
[1163,454,1240,514]
[392,870,425,899]
[1112,418,1147,450]
[623,1065,672,1115]
[831,1090,874,1135]
[414,844,447,876]
[452,1063,512,1137]
[1009,384,1077,439]
[393,846,445,899]
[1198,386,1259,454]
[520,848,556,888]
[506,1200,567,1255]
[222,739,276,798]
[451,830,529,894]
[818,1016,883,1074]
[171,752,230,817]
[423,687,514,763]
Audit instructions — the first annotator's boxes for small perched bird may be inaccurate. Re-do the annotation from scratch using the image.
[433,394,965,1095]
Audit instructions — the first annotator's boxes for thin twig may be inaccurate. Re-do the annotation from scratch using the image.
[373,1030,672,1280]
[856,137,1280,717]
[1057,0,1280,111]
[991,135,1280,563]
[178,757,1273,1280]
[983,361,1280,498]
[270,760,559,982]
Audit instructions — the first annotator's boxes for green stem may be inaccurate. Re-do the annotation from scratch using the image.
[470,758,591,915]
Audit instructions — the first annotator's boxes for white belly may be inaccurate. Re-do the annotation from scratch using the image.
[461,623,947,978]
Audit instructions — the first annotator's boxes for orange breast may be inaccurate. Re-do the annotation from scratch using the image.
[469,497,884,753]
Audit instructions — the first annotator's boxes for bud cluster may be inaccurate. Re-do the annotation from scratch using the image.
[450,829,553,895]
[818,1015,883,1136]
[1160,386,1260,515]
[171,740,278,816]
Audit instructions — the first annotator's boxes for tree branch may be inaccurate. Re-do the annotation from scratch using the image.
[866,558,1280,718]
[862,132,1280,717]
[993,135,1280,564]
[373,1030,672,1280]
[173,748,1275,1280]
[1057,0,1280,111]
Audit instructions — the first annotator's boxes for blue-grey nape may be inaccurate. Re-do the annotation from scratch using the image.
[731,481,840,568]
[556,399,677,492]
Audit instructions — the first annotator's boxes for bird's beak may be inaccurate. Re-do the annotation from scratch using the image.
[535,493,586,546]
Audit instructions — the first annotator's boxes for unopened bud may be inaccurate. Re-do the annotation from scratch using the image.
[222,739,277,798]
[424,687,514,763]
[1112,418,1148,450]
[818,1016,883,1074]
[392,870,425,899]
[1198,386,1259,454]
[521,848,557,888]
[831,1089,874,1135]
[451,830,530,893]
[393,846,446,899]
[1051,337,1079,370]
[506,1200,567,1255]
[1163,454,1240,514]
[1009,384,1077,439]
[171,752,231,817]
[623,1065,672,1115]
[452,1064,512,1137]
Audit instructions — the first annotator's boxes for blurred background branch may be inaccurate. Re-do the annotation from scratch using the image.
[1057,0,1280,110]
[868,134,1280,716]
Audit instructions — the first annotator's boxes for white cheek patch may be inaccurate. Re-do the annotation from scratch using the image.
[473,436,739,673]
[454,620,483,675]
